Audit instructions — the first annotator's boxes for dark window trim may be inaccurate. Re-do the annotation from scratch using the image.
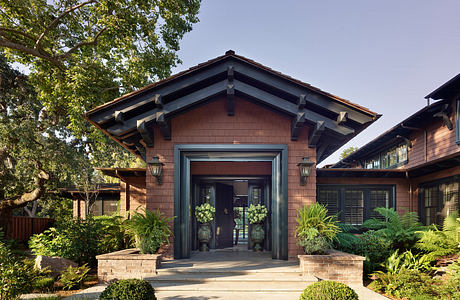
[418,174,460,225]
[317,184,396,227]
[365,143,409,169]
[456,99,460,145]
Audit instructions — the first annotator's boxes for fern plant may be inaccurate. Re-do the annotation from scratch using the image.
[383,249,432,274]
[362,207,426,251]
[333,223,360,253]
[416,212,460,262]
[124,209,173,254]
[295,203,340,254]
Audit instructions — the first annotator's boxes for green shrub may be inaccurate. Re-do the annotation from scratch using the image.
[124,209,173,254]
[333,223,360,253]
[355,230,392,274]
[416,213,460,262]
[99,279,156,300]
[0,242,36,299]
[363,207,426,251]
[298,234,331,255]
[370,269,436,299]
[295,204,340,254]
[33,276,55,292]
[383,249,432,274]
[299,280,358,300]
[59,264,91,290]
[195,203,216,224]
[29,216,128,266]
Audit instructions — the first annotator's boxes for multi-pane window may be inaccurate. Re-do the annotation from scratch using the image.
[89,198,119,216]
[317,185,394,226]
[365,143,409,169]
[419,177,459,226]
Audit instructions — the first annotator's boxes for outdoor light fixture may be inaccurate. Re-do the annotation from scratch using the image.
[147,156,164,185]
[297,157,315,186]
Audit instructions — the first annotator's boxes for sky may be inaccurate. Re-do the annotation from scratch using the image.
[170,0,460,166]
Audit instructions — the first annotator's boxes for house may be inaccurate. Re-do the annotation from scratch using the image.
[84,50,458,259]
[320,73,460,227]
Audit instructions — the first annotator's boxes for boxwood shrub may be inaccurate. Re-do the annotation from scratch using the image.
[300,280,358,300]
[99,279,156,300]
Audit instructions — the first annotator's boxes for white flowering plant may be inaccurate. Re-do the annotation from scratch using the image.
[195,203,216,224]
[247,204,268,224]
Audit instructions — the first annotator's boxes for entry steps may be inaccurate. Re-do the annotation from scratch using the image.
[148,260,317,298]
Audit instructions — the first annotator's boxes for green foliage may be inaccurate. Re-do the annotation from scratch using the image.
[29,216,127,266]
[370,269,437,299]
[333,223,360,253]
[298,234,331,255]
[416,212,460,262]
[0,241,37,299]
[247,204,268,224]
[383,249,432,274]
[124,209,173,254]
[195,203,215,224]
[99,279,156,300]
[59,264,91,290]
[0,0,201,172]
[33,277,55,292]
[94,215,129,254]
[363,207,426,251]
[355,230,393,274]
[340,146,359,159]
[295,204,340,255]
[299,280,358,300]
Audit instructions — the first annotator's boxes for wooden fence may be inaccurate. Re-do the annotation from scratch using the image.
[7,216,54,242]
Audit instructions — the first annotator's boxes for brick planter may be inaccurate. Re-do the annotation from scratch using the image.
[298,250,365,285]
[96,248,162,282]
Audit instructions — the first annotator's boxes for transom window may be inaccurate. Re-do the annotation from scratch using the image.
[317,185,394,226]
[365,143,408,169]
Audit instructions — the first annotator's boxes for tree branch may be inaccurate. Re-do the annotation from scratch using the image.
[58,27,106,58]
[0,170,50,211]
[34,0,97,50]
[0,27,37,41]
[0,37,65,69]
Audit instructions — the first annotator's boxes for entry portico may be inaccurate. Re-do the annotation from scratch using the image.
[86,50,379,259]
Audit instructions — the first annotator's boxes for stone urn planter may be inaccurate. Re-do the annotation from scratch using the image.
[251,223,264,251]
[96,248,162,282]
[198,223,212,251]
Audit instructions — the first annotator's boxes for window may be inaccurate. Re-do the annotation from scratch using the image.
[317,185,394,226]
[365,143,409,169]
[89,198,119,216]
[419,176,459,225]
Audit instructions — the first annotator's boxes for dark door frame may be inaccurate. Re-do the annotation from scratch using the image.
[173,144,288,260]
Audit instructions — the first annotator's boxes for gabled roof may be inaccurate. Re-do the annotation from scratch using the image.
[86,50,379,163]
[425,73,460,100]
[332,99,450,168]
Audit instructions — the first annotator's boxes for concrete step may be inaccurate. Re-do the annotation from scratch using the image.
[155,291,304,300]
[149,281,312,292]
[150,273,311,282]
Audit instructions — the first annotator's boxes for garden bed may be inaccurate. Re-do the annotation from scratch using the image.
[96,248,162,282]
[298,250,365,285]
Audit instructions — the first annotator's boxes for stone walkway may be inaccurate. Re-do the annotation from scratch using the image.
[66,247,388,299]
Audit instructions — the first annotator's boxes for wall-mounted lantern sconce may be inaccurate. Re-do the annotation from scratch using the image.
[147,156,164,185]
[297,157,315,186]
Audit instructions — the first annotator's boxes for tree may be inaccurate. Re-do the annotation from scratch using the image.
[0,53,91,232]
[340,146,359,159]
[0,0,201,151]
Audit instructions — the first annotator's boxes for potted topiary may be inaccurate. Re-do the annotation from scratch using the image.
[247,204,268,251]
[195,203,215,251]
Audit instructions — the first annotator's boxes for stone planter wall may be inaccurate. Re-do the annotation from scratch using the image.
[298,250,365,285]
[96,248,162,282]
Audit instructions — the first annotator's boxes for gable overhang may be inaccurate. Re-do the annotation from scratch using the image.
[85,51,379,163]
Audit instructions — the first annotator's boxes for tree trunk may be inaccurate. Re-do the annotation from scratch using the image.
[0,208,13,239]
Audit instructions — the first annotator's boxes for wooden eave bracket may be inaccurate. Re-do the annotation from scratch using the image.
[156,111,171,140]
[337,111,348,124]
[308,121,325,148]
[227,66,235,116]
[137,120,154,147]
[291,112,305,141]
[433,104,453,130]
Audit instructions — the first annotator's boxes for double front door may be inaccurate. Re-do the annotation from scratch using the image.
[191,177,270,251]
